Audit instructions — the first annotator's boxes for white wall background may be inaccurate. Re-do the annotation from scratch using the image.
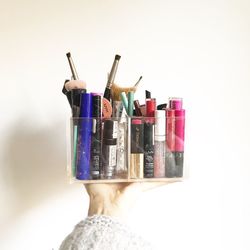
[0,0,249,249]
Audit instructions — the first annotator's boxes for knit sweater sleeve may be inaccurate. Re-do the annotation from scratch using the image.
[59,215,153,250]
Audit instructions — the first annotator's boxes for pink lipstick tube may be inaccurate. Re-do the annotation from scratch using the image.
[166,98,185,177]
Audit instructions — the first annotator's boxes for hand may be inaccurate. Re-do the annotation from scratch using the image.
[85,181,177,220]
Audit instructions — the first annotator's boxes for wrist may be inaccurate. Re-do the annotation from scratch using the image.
[87,191,121,217]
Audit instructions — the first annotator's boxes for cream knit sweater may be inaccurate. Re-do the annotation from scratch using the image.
[59,215,153,250]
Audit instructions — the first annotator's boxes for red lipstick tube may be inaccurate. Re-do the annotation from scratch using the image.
[146,98,156,123]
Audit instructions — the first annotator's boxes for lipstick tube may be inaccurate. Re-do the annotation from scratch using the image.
[130,119,144,178]
[102,120,118,178]
[154,110,166,178]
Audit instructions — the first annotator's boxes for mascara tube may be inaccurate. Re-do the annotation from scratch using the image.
[90,94,102,179]
[76,93,93,180]
[130,119,144,178]
[144,120,154,178]
[154,110,166,178]
[102,120,118,178]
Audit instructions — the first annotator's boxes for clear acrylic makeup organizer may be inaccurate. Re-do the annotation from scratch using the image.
[67,115,186,183]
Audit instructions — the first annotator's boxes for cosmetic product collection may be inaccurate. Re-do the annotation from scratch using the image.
[63,53,186,182]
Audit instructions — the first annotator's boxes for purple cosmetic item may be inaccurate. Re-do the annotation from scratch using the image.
[154,110,166,178]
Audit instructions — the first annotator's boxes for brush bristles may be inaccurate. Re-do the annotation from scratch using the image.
[111,82,137,101]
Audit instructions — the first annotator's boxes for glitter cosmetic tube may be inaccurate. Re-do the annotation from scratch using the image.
[102,120,118,178]
[154,110,166,178]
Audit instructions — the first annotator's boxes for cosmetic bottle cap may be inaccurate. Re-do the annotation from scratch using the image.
[169,98,183,110]
[92,95,102,117]
[103,120,118,139]
[146,98,156,117]
[155,110,166,137]
[145,90,151,99]
[79,92,92,118]
[132,119,143,125]
[157,103,167,110]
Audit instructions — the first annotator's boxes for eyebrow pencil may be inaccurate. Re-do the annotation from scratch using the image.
[104,54,121,101]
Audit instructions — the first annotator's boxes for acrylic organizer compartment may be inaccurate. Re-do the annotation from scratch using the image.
[67,112,185,183]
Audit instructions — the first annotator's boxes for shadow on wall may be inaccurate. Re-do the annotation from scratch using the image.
[3,117,69,217]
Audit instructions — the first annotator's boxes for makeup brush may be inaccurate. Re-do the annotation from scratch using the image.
[65,80,86,91]
[104,54,121,101]
[134,76,143,88]
[111,76,142,102]
[66,52,79,80]
[62,79,72,107]
[65,52,86,117]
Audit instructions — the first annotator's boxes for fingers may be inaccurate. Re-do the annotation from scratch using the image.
[122,180,180,193]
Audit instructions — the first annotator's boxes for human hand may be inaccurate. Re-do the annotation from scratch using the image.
[85,181,178,220]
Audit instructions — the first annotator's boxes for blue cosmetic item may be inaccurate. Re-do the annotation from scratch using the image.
[76,93,93,180]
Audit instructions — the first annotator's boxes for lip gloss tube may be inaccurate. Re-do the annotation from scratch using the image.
[154,110,166,178]
[165,98,185,177]
[170,98,185,177]
[90,94,102,179]
[102,119,118,179]
[130,119,144,178]
[76,93,92,180]
[165,108,176,177]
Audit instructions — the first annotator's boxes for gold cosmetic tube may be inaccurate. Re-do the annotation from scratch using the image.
[130,153,143,178]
